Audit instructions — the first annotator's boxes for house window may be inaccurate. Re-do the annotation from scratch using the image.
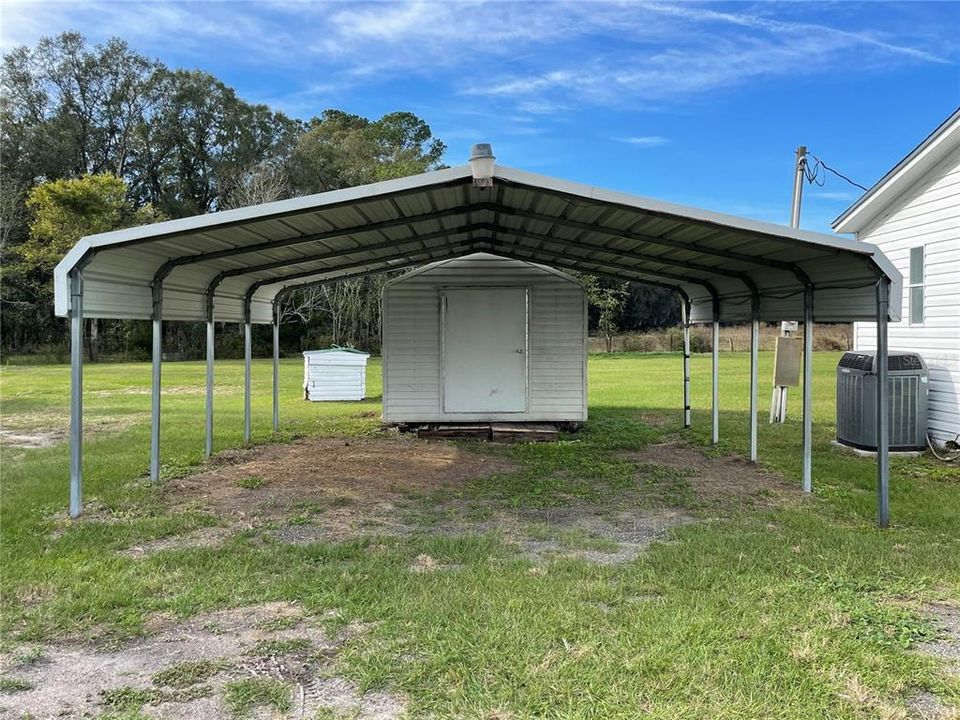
[909,245,924,325]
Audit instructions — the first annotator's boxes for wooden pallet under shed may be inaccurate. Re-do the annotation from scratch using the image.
[415,422,560,443]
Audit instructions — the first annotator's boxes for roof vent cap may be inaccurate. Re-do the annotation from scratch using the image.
[469,143,495,188]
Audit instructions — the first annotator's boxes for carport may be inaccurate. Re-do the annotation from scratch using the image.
[53,148,902,525]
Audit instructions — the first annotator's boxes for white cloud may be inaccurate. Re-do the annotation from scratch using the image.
[1,0,953,118]
[809,190,858,202]
[467,19,949,107]
[642,2,950,65]
[0,0,299,59]
[616,136,670,147]
[516,100,569,116]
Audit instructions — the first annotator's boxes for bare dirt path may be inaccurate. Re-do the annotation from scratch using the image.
[1,603,404,719]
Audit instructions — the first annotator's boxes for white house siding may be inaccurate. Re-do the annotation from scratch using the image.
[382,253,587,423]
[853,145,960,441]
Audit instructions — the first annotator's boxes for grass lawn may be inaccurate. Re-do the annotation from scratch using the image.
[1,351,959,718]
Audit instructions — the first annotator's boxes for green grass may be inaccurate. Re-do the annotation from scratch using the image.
[0,676,35,693]
[249,637,313,657]
[223,677,291,718]
[100,683,211,712]
[235,475,266,489]
[152,659,224,688]
[1,352,959,718]
[100,686,161,712]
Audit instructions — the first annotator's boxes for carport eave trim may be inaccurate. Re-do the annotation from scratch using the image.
[54,239,94,317]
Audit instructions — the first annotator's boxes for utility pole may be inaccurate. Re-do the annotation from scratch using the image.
[790,145,806,230]
[770,146,807,423]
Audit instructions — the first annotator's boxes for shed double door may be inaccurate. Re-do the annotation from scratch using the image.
[442,287,528,413]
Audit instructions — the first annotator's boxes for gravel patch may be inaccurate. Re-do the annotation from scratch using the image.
[511,507,692,565]
[0,602,404,719]
[918,602,960,671]
[118,526,235,557]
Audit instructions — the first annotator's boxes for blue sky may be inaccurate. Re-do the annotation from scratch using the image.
[3,1,958,232]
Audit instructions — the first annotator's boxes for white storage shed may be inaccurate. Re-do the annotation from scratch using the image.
[302,348,370,401]
[381,253,587,425]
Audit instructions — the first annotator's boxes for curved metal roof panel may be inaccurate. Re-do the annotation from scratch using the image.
[54,163,901,325]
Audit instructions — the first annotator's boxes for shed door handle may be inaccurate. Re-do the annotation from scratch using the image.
[516,348,525,354]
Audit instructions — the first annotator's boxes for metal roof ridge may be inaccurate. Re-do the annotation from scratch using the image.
[492,165,873,250]
[832,106,960,233]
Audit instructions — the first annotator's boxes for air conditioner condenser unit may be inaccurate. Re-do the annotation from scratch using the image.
[836,351,928,451]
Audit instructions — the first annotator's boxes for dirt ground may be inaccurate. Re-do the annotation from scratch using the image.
[623,441,801,507]
[149,436,713,562]
[115,436,799,560]
[166,435,516,532]
[0,603,404,720]
[0,412,148,450]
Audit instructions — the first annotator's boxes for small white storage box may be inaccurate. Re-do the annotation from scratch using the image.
[302,348,370,401]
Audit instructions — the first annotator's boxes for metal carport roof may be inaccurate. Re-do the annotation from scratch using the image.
[54,164,902,326]
[54,153,902,528]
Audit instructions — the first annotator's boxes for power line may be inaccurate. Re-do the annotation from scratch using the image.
[803,153,869,193]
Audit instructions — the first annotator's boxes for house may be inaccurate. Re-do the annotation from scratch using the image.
[833,107,960,443]
[380,252,587,426]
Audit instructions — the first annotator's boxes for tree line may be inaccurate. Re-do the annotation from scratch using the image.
[1,32,678,361]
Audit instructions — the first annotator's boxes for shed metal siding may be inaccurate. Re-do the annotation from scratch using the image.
[382,254,587,423]
[853,145,960,441]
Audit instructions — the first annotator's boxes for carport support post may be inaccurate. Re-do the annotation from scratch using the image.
[801,285,814,492]
[69,270,84,518]
[150,283,162,481]
[243,298,252,444]
[205,293,215,458]
[681,300,691,429]
[272,301,280,433]
[876,279,890,528]
[749,295,759,463]
[711,299,719,445]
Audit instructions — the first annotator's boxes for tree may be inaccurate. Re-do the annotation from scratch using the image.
[280,109,446,350]
[127,68,300,216]
[576,274,629,352]
[0,33,161,185]
[7,175,163,357]
[0,33,301,357]
[219,161,290,210]
[0,33,300,217]
[288,109,445,194]
[622,283,681,331]
[23,175,158,270]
